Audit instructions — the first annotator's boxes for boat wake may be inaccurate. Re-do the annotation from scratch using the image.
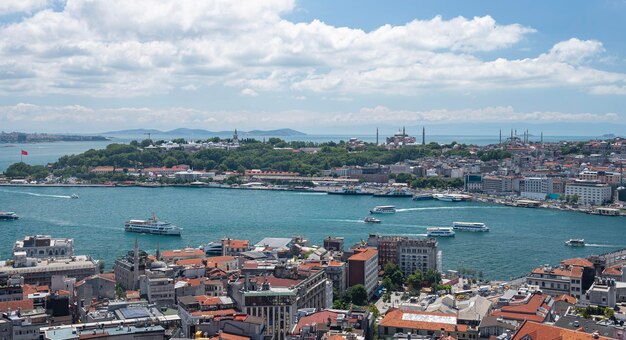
[318,218,365,223]
[585,243,624,248]
[0,189,73,199]
[396,206,503,212]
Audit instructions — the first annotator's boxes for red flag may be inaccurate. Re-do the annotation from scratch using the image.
[21,150,28,155]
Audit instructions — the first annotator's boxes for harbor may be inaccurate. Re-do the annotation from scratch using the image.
[2,185,625,280]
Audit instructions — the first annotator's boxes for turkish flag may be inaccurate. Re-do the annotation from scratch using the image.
[21,150,28,155]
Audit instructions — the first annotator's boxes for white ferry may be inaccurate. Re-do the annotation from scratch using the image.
[565,239,585,247]
[124,214,182,236]
[202,241,223,255]
[433,194,462,202]
[370,205,396,214]
[328,185,370,195]
[452,222,489,232]
[427,227,456,237]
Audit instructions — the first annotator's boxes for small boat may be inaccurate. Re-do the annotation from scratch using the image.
[412,193,433,201]
[565,239,585,247]
[70,193,79,199]
[364,217,381,224]
[453,222,489,232]
[124,213,182,236]
[427,227,456,237]
[370,205,396,214]
[0,212,19,220]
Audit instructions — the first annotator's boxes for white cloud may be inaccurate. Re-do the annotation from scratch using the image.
[0,0,48,15]
[0,0,623,99]
[589,85,626,95]
[241,88,259,97]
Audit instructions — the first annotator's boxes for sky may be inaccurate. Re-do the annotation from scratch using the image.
[0,0,625,136]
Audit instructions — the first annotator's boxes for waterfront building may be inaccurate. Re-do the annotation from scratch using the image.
[463,174,483,192]
[221,238,251,256]
[564,180,613,205]
[578,170,623,184]
[520,177,553,200]
[13,235,74,259]
[482,175,517,195]
[0,255,97,286]
[378,309,478,339]
[397,238,439,277]
[347,248,378,297]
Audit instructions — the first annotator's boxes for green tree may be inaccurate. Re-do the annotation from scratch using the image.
[406,270,423,292]
[383,262,404,289]
[424,269,442,287]
[115,283,126,299]
[349,284,368,305]
[163,156,178,168]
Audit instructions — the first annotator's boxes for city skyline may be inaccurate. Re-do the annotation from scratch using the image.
[0,0,625,134]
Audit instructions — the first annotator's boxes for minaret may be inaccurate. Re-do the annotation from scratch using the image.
[233,129,239,143]
[541,132,543,144]
[499,129,502,144]
[133,238,139,290]
[402,126,406,136]
[510,129,513,139]
[422,126,425,145]
[376,128,379,145]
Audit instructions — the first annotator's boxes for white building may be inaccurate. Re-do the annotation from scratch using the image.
[564,180,612,205]
[520,177,553,200]
[13,235,74,259]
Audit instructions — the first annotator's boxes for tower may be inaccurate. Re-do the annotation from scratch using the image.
[402,126,406,136]
[233,129,239,143]
[499,129,502,144]
[422,126,425,145]
[133,238,139,290]
[376,128,379,145]
[541,132,543,144]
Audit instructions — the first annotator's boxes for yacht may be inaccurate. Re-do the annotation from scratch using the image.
[453,222,489,232]
[124,214,182,236]
[364,216,381,224]
[328,186,370,195]
[202,241,223,255]
[565,239,585,247]
[0,212,19,220]
[427,227,456,237]
[370,205,396,214]
[412,193,433,201]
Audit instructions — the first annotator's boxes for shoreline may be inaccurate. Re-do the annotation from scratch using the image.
[1,182,624,217]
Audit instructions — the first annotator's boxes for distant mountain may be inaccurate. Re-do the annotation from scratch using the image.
[102,128,307,137]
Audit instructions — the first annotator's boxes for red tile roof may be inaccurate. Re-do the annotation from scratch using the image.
[554,294,577,304]
[560,258,593,268]
[379,309,468,333]
[211,332,250,340]
[0,299,34,313]
[191,308,237,317]
[162,248,205,258]
[491,293,552,323]
[348,248,378,262]
[292,310,339,334]
[602,265,622,276]
[512,320,612,340]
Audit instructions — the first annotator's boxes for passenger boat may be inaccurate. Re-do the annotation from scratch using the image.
[364,216,381,224]
[427,227,456,237]
[452,222,489,232]
[327,186,370,195]
[373,187,413,197]
[565,239,585,247]
[369,205,396,214]
[124,214,182,236]
[433,194,462,202]
[412,193,433,201]
[202,241,223,255]
[0,212,19,220]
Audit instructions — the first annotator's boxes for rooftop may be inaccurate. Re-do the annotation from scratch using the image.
[379,309,468,333]
[512,320,612,340]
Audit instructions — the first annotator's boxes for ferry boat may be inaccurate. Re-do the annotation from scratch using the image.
[412,193,433,201]
[373,187,413,198]
[565,239,585,247]
[124,214,182,236]
[0,212,19,220]
[202,241,223,255]
[369,205,396,214]
[328,186,370,195]
[364,216,381,224]
[452,222,489,232]
[433,194,462,202]
[427,227,456,237]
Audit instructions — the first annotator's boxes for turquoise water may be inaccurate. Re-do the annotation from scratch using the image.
[1,186,624,280]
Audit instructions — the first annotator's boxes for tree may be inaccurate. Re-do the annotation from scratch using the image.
[163,156,178,168]
[383,262,404,289]
[98,260,105,274]
[406,270,423,292]
[115,283,126,299]
[424,269,442,287]
[349,284,368,306]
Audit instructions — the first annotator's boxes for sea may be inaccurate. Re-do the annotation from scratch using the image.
[0,134,600,172]
[1,186,624,280]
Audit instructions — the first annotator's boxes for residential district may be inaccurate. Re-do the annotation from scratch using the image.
[0,232,625,340]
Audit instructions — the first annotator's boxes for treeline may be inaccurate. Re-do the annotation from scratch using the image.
[5,138,474,180]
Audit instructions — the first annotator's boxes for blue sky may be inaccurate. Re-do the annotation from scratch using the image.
[0,0,625,135]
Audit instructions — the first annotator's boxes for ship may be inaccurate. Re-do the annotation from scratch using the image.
[412,193,433,201]
[373,186,413,197]
[565,239,585,247]
[364,216,381,224]
[202,241,223,255]
[327,186,370,195]
[369,205,396,214]
[124,214,182,236]
[0,212,19,220]
[452,222,489,232]
[427,227,456,237]
[433,194,462,202]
